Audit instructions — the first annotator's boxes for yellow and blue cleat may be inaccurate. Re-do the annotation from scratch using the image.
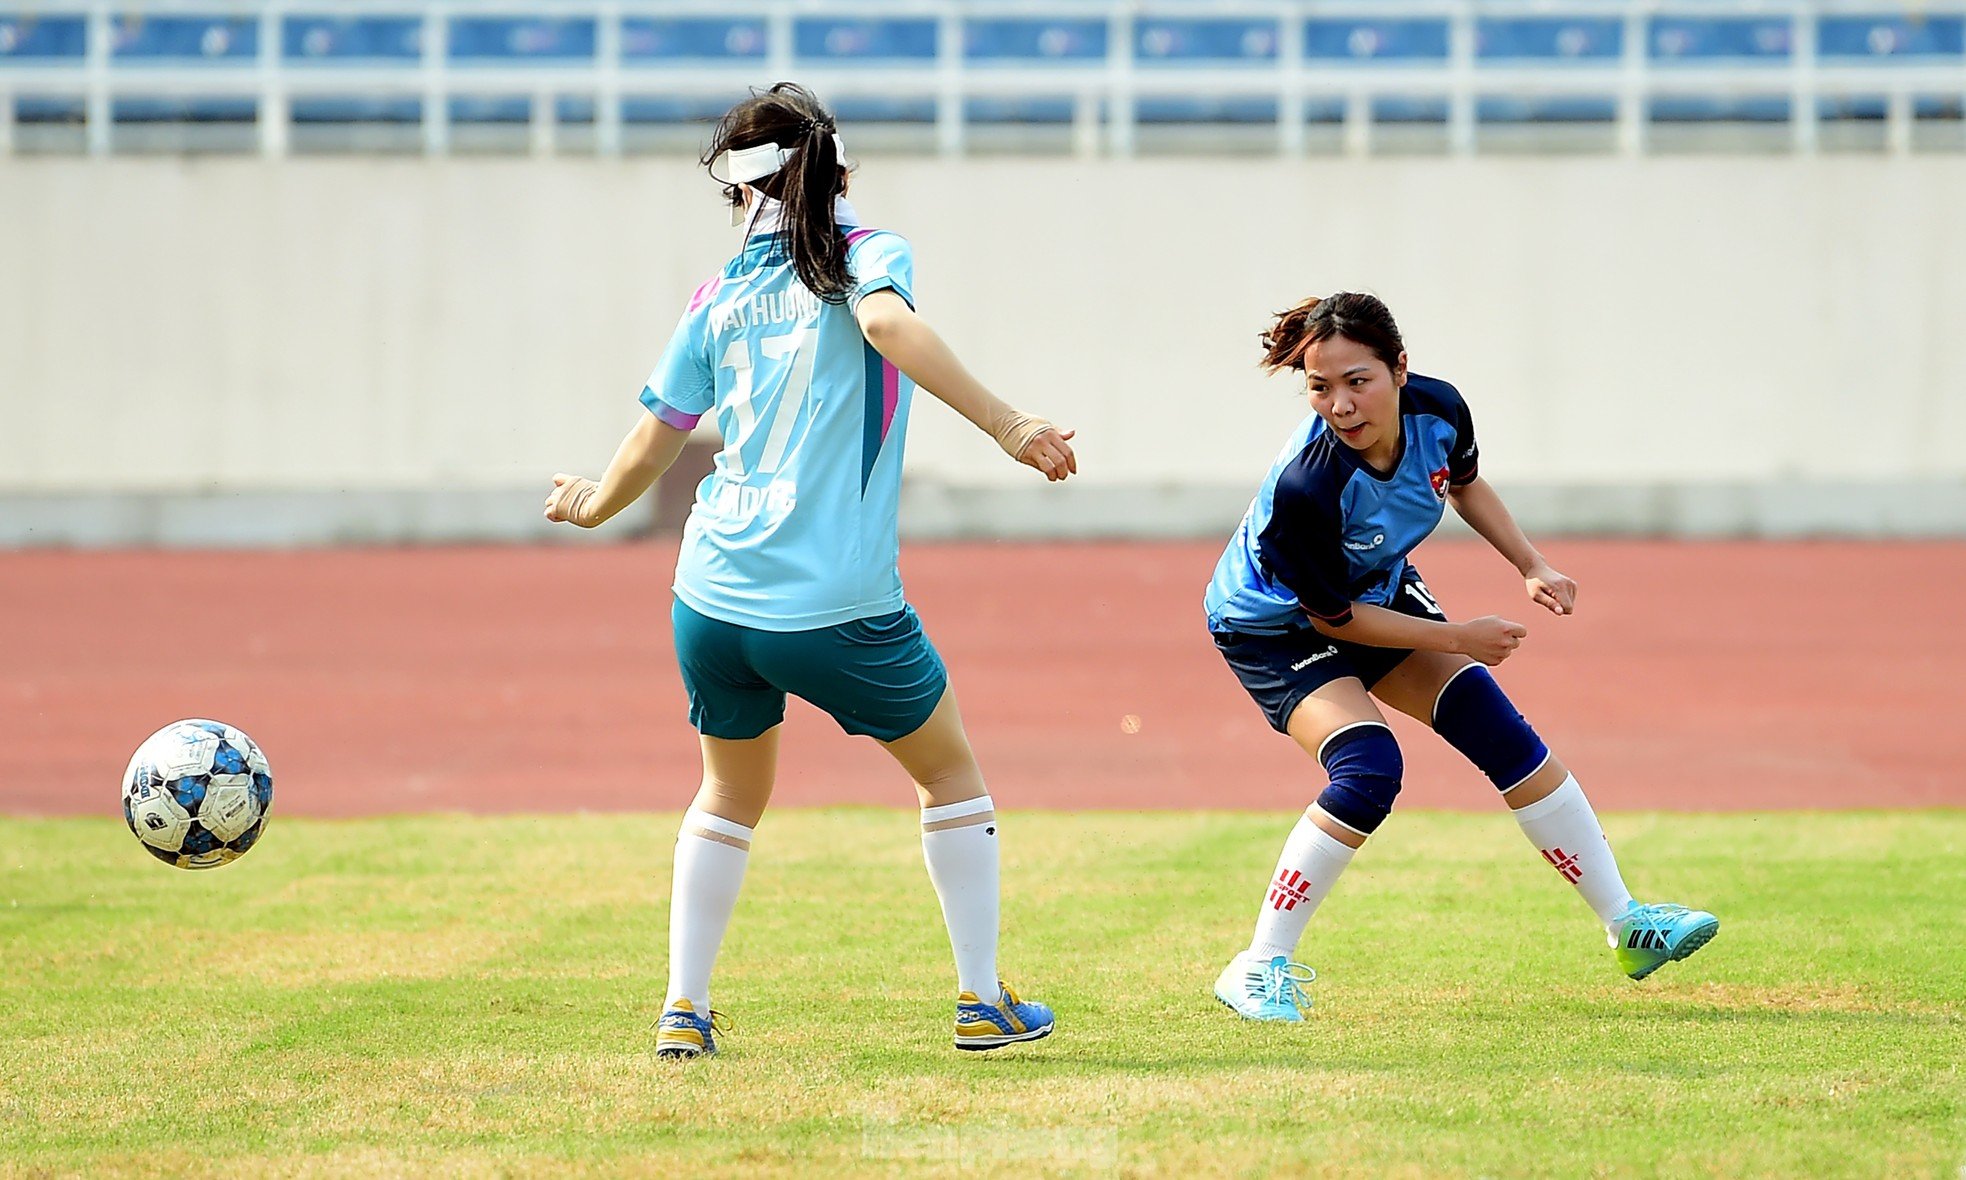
[1214,951,1316,1021]
[954,981,1055,1051]
[1611,901,1720,980]
[655,998,730,1060]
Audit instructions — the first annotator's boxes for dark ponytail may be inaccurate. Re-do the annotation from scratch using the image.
[701,82,853,301]
[1259,292,1406,376]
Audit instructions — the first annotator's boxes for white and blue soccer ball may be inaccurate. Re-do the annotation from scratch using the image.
[121,719,274,870]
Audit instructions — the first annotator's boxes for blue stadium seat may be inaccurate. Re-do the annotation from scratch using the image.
[1818,16,1966,59]
[1304,19,1449,62]
[1135,19,1279,64]
[1649,17,1791,62]
[1822,95,1890,120]
[1372,97,1449,123]
[964,96,1081,123]
[795,18,936,63]
[963,19,1107,63]
[0,15,87,62]
[621,18,765,61]
[439,95,598,125]
[112,97,256,121]
[1478,96,1618,123]
[832,97,937,123]
[1477,18,1623,63]
[448,95,531,124]
[15,96,84,122]
[290,97,422,124]
[448,18,595,64]
[441,94,597,125]
[283,17,422,64]
[1136,95,1280,123]
[1650,96,1790,122]
[620,95,749,124]
[112,16,258,63]
[1815,95,1963,120]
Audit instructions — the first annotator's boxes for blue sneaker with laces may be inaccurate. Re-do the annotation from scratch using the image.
[1214,951,1315,1021]
[1610,901,1720,980]
[655,998,729,1059]
[954,981,1055,1051]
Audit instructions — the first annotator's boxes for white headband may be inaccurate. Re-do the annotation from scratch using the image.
[724,134,847,184]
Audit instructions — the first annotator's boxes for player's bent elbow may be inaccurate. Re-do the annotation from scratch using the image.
[855,294,914,345]
[858,313,904,349]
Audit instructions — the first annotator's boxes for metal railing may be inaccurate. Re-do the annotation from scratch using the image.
[1,1,1963,157]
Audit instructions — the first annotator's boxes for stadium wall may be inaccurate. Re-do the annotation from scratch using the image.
[3,156,1964,545]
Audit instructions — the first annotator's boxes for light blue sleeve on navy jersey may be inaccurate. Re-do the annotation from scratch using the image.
[638,276,721,429]
[845,230,915,312]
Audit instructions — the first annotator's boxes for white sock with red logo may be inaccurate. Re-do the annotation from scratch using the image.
[1509,775,1635,926]
[1249,808,1357,960]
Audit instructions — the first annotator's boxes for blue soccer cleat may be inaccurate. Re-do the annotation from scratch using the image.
[954,981,1055,1051]
[1610,901,1720,980]
[655,998,729,1059]
[1214,951,1316,1021]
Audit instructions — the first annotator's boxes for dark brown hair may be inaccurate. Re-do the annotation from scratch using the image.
[1259,292,1406,376]
[702,82,852,301]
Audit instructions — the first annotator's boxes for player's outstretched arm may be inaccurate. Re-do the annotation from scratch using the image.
[1446,476,1577,616]
[854,290,1077,482]
[544,409,693,528]
[1312,603,1528,666]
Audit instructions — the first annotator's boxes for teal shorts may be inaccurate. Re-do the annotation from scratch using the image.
[671,598,949,742]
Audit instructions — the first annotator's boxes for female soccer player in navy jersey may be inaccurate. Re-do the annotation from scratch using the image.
[543,84,1074,1055]
[1204,292,1718,1021]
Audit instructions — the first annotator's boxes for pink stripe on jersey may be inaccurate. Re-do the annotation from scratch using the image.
[686,275,723,313]
[844,227,879,249]
[652,401,703,431]
[881,359,900,442]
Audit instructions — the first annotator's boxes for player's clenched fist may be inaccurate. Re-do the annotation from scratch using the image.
[544,473,599,527]
[1455,615,1527,666]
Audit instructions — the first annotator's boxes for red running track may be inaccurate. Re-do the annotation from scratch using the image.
[2,540,1961,817]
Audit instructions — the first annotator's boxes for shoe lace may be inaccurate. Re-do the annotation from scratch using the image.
[658,1006,734,1036]
[1263,960,1316,1009]
[1625,902,1689,932]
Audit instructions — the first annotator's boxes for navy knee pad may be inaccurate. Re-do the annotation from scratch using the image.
[1431,664,1550,792]
[1314,723,1404,836]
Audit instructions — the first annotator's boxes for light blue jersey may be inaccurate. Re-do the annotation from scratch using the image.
[642,208,917,631]
[1205,375,1479,634]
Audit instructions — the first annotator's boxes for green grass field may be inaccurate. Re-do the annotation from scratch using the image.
[1,810,1961,1178]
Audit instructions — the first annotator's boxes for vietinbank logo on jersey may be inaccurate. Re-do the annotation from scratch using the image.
[712,481,797,520]
[1344,533,1385,552]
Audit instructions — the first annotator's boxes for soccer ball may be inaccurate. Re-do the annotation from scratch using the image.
[121,719,274,870]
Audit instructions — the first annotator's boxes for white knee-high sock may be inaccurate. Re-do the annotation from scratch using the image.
[665,807,753,1012]
[920,796,1001,1004]
[1249,808,1358,961]
[1510,775,1635,926]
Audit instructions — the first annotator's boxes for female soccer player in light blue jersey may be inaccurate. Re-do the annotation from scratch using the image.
[1204,293,1718,1021]
[544,84,1075,1056]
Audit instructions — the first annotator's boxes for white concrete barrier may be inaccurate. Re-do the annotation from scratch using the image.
[2,155,1962,543]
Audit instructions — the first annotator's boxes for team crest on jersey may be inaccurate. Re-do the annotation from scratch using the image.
[1429,465,1451,501]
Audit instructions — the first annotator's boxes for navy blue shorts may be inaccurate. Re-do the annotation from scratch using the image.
[1213,571,1448,733]
[672,598,948,742]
